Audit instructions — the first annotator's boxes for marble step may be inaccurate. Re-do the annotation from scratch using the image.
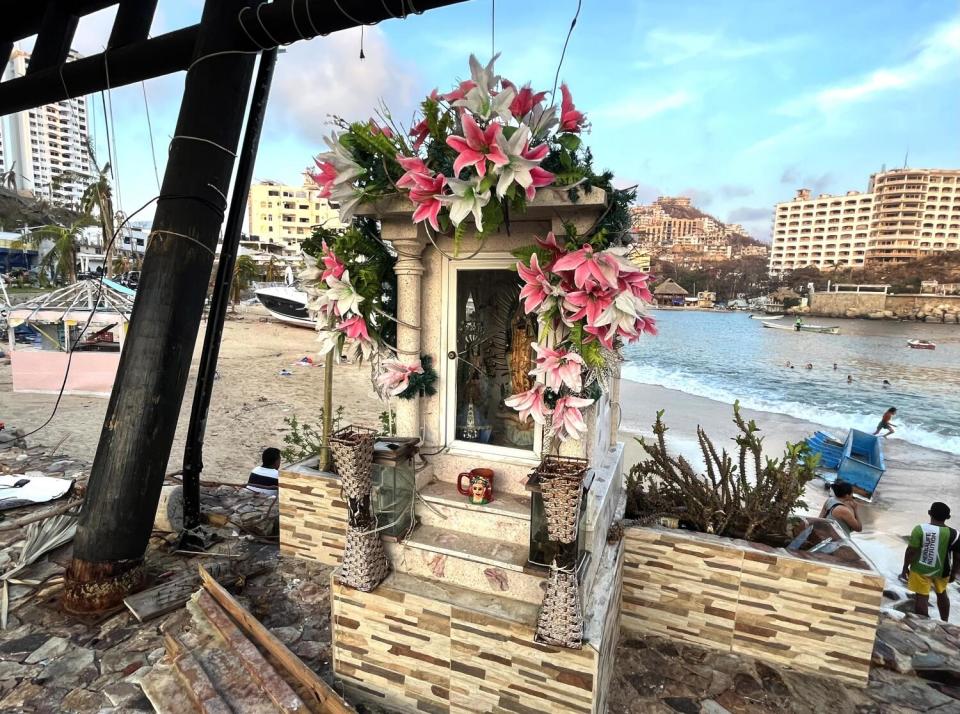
[385,524,547,605]
[425,453,537,496]
[416,480,531,547]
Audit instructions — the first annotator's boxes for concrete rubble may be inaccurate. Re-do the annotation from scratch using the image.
[3,443,960,712]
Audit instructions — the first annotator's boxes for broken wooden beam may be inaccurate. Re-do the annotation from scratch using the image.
[198,565,354,714]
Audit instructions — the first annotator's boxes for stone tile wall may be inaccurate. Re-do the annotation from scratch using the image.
[621,527,884,686]
[278,466,346,567]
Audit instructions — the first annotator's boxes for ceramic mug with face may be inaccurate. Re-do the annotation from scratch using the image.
[457,468,494,505]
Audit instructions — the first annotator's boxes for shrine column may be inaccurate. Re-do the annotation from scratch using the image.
[384,218,427,439]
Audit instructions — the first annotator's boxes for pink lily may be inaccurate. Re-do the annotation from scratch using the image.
[504,383,552,425]
[308,159,338,199]
[395,155,430,190]
[552,245,621,290]
[320,240,345,281]
[559,83,586,133]
[409,172,447,232]
[368,119,394,138]
[337,315,370,342]
[409,117,430,150]
[530,343,585,392]
[517,253,560,314]
[563,287,614,327]
[442,80,476,103]
[619,269,653,303]
[446,113,508,178]
[377,359,424,397]
[535,231,567,268]
[550,395,595,442]
[522,140,555,200]
[502,80,548,120]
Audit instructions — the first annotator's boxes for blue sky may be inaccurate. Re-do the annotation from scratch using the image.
[24,0,960,239]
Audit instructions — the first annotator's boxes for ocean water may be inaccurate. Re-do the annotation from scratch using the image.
[622,311,960,456]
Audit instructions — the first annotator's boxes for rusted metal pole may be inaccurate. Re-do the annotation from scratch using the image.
[63,0,260,613]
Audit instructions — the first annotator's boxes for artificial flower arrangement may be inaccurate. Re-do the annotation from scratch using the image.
[505,228,656,442]
[299,55,651,430]
[307,54,631,249]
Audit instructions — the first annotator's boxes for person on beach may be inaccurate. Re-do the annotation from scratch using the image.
[795,317,803,332]
[873,407,897,437]
[833,363,838,370]
[882,379,891,388]
[847,375,853,383]
[900,502,960,621]
[246,447,282,495]
[805,363,813,370]
[819,481,862,535]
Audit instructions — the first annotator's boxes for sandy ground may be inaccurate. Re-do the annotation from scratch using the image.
[1,307,384,484]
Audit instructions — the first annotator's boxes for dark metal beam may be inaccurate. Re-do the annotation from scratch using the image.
[0,42,12,71]
[181,47,278,531]
[0,0,468,117]
[108,0,158,49]
[27,2,79,74]
[2,1,118,44]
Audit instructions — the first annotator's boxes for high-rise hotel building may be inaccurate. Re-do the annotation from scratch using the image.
[0,49,92,207]
[769,168,960,275]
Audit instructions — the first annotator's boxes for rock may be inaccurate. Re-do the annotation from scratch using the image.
[61,687,106,712]
[0,682,47,710]
[98,648,145,675]
[292,640,324,660]
[868,668,953,709]
[872,638,911,674]
[664,697,700,713]
[0,660,40,680]
[0,633,50,662]
[34,645,96,684]
[269,625,301,646]
[24,636,70,664]
[103,681,148,708]
[755,662,790,698]
[733,673,762,697]
[700,700,731,714]
[876,623,929,655]
[147,647,166,665]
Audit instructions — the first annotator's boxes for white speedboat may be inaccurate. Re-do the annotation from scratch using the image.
[254,285,314,328]
[763,322,840,335]
[750,314,783,321]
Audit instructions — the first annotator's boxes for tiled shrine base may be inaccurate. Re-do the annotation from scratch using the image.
[621,526,884,686]
[331,539,625,714]
[278,460,347,567]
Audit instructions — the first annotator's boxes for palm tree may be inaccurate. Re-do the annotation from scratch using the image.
[231,255,258,311]
[51,140,117,276]
[14,217,95,285]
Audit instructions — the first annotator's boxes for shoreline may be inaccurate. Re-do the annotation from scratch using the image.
[618,377,960,620]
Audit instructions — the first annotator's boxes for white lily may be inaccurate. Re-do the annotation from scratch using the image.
[298,253,323,283]
[526,103,559,139]
[315,329,340,357]
[439,176,491,231]
[323,270,364,317]
[315,133,364,221]
[453,54,516,121]
[494,124,539,199]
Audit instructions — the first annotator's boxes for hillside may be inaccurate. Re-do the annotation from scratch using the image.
[0,187,80,231]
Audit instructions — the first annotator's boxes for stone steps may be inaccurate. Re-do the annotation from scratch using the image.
[385,524,546,605]
[424,452,537,496]
[416,480,531,547]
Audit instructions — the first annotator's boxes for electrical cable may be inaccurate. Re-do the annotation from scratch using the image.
[140,81,161,192]
[550,0,582,103]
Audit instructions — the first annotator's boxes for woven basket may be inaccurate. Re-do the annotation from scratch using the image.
[540,475,583,544]
[337,523,391,592]
[535,566,583,649]
[330,425,377,501]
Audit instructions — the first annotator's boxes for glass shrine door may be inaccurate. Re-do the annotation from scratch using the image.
[449,266,539,454]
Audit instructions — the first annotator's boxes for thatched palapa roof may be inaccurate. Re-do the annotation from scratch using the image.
[653,278,689,296]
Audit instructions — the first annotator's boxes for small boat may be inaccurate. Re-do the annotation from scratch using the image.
[750,314,783,321]
[762,322,840,335]
[907,339,936,350]
[254,285,314,328]
[817,429,886,501]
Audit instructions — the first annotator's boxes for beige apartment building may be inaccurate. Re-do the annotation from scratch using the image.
[245,176,342,255]
[768,168,960,275]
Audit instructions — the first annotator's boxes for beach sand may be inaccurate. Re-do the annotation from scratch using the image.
[620,379,960,619]
[2,308,385,483]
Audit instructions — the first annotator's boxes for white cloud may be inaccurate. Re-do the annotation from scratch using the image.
[593,89,693,125]
[267,27,421,143]
[635,29,804,68]
[780,18,960,115]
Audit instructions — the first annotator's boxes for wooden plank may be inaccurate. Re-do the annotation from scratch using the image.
[163,632,233,714]
[195,590,305,713]
[198,565,355,714]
